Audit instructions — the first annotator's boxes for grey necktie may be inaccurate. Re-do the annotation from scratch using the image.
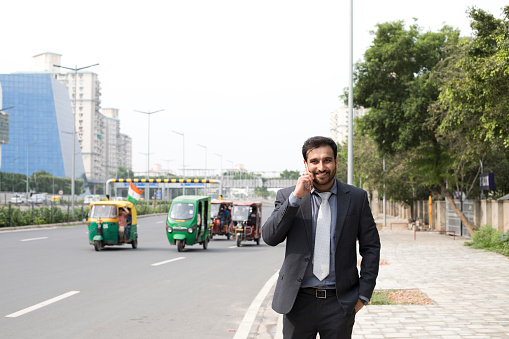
[313,191,332,281]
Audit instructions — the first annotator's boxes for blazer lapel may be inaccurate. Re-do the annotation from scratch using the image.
[300,193,313,249]
[335,180,350,248]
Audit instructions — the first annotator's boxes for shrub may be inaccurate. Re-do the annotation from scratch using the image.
[465,226,509,257]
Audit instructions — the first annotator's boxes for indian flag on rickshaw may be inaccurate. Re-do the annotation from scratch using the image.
[128,182,144,203]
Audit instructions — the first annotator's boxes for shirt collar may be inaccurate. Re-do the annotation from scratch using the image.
[311,178,337,196]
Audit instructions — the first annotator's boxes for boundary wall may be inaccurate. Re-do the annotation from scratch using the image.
[372,198,509,234]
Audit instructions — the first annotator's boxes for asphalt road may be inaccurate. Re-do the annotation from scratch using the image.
[0,201,282,338]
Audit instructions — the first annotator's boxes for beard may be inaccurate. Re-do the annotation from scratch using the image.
[312,167,336,187]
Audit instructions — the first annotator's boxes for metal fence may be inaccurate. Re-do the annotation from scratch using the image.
[446,198,474,238]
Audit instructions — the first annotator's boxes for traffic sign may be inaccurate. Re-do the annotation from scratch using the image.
[58,190,63,196]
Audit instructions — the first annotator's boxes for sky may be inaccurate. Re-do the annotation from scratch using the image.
[0,0,507,177]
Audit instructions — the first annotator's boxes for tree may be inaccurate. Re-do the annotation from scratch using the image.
[438,6,509,149]
[255,186,270,198]
[352,19,487,235]
[30,171,83,195]
[280,170,300,179]
[115,166,134,179]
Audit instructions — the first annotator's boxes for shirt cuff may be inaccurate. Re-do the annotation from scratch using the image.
[288,192,302,207]
[359,295,370,304]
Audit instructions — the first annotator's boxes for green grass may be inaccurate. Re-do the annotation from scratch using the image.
[370,289,434,305]
[370,290,396,305]
[464,226,509,257]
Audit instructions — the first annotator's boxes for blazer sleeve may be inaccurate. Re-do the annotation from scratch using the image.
[262,187,299,246]
[357,191,381,300]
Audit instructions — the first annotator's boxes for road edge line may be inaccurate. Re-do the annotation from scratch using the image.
[233,270,279,339]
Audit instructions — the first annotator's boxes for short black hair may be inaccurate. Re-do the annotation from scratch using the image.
[302,136,338,161]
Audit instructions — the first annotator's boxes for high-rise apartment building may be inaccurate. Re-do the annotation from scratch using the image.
[29,52,132,187]
[330,106,369,144]
[102,108,132,178]
[119,133,133,171]
[102,108,120,180]
[32,52,105,184]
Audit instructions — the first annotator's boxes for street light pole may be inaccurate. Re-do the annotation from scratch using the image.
[197,144,207,195]
[347,0,354,185]
[52,163,57,196]
[26,142,36,198]
[135,109,164,210]
[172,131,185,195]
[215,153,223,197]
[12,157,19,192]
[53,63,98,213]
[162,159,174,200]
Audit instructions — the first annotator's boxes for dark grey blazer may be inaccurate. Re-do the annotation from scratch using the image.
[262,179,380,314]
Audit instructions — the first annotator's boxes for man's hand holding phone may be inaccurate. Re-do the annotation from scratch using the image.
[293,163,313,199]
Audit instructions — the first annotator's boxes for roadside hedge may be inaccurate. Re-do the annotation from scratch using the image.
[0,200,171,228]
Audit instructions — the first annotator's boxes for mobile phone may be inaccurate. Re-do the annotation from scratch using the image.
[304,162,310,188]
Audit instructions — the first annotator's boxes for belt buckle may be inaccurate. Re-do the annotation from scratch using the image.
[316,289,327,299]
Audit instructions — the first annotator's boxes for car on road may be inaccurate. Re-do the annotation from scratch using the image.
[10,194,26,204]
[28,194,48,204]
[84,195,96,204]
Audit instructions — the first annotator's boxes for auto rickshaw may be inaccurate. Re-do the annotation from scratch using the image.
[87,200,138,251]
[210,199,233,240]
[232,201,262,247]
[166,195,210,252]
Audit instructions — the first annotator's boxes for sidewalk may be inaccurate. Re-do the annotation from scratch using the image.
[253,215,509,338]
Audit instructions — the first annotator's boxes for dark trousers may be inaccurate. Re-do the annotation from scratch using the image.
[283,290,356,339]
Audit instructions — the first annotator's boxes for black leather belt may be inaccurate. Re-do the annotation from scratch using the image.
[300,287,336,299]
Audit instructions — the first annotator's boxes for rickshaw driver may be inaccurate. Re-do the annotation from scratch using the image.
[118,209,128,241]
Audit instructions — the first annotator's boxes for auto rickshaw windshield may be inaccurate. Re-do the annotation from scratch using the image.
[170,203,195,220]
[89,205,117,219]
[232,206,250,221]
[210,204,221,218]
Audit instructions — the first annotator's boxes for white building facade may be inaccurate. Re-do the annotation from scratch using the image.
[330,106,369,144]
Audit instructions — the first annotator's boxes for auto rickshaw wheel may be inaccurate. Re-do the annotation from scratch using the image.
[177,240,185,252]
[132,238,138,249]
[94,240,103,251]
[236,234,241,247]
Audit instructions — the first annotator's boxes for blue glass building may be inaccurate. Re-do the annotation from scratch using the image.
[0,74,85,181]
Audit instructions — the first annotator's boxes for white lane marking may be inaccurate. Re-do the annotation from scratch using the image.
[5,291,80,318]
[228,246,237,249]
[156,221,164,224]
[20,237,48,242]
[151,257,185,267]
[233,270,279,339]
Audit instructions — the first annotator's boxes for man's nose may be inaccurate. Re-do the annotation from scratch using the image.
[317,161,325,171]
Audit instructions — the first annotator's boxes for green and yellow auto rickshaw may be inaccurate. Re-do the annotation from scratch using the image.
[166,195,210,252]
[87,200,138,251]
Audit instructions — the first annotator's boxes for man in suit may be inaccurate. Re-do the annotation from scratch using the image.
[262,136,380,338]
